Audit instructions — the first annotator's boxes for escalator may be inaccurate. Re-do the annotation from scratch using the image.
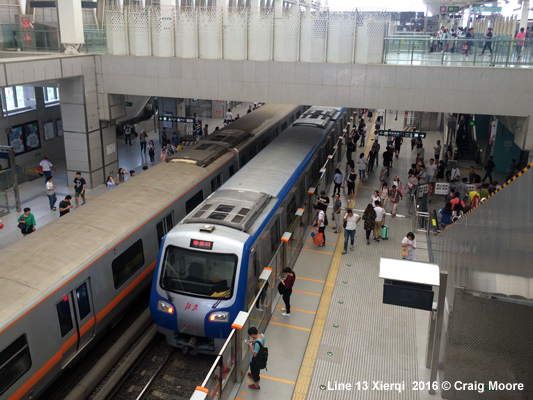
[116,97,157,136]
[455,114,481,163]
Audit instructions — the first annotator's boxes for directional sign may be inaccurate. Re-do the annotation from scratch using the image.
[158,116,195,123]
[448,6,460,12]
[378,130,427,139]
[473,6,502,12]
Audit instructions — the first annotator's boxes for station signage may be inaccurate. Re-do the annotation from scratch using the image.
[448,6,460,12]
[378,130,427,139]
[158,116,195,123]
[473,6,502,12]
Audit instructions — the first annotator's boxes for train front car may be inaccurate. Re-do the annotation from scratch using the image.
[150,189,268,355]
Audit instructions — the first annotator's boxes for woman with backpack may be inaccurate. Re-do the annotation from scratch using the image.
[246,326,266,390]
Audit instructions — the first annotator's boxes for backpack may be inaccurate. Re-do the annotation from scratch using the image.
[252,341,268,370]
[474,174,481,183]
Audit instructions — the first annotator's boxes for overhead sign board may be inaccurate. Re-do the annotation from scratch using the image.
[158,116,195,123]
[448,6,460,12]
[473,6,502,12]
[378,130,427,139]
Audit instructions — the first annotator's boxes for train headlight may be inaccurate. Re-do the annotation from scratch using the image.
[208,311,229,322]
[157,300,174,315]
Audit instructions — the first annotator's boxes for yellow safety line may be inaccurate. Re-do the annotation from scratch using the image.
[292,115,374,400]
[245,375,297,385]
[292,289,321,296]
[269,321,312,331]
[276,305,317,314]
[295,276,326,283]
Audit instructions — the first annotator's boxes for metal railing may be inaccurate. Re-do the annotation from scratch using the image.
[411,187,431,234]
[0,165,40,191]
[383,37,533,68]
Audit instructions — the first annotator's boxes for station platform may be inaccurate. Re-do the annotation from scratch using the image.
[234,112,444,400]
[0,102,254,250]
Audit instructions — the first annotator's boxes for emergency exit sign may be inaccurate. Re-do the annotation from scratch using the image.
[125,102,132,106]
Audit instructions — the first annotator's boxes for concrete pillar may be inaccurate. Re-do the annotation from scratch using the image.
[58,77,116,189]
[519,0,529,32]
[57,0,84,54]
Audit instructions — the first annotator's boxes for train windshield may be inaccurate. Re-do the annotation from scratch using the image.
[160,246,238,299]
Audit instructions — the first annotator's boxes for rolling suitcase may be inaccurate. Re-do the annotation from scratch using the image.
[380,225,389,240]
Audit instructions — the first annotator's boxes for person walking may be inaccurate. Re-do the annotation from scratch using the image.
[373,201,385,242]
[73,172,86,207]
[346,168,356,202]
[372,138,381,167]
[362,203,376,245]
[139,129,148,154]
[333,169,343,196]
[342,209,361,254]
[246,327,265,390]
[124,123,132,145]
[59,195,73,217]
[480,27,493,56]
[357,153,368,181]
[18,207,36,237]
[482,156,495,184]
[148,140,156,165]
[401,232,417,260]
[39,156,56,182]
[45,176,57,211]
[333,194,342,233]
[380,182,389,210]
[389,184,403,217]
[225,108,234,123]
[464,28,474,57]
[280,267,295,316]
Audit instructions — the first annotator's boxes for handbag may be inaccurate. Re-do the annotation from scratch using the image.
[18,220,26,230]
[312,232,324,246]
[277,281,285,295]
[343,221,347,229]
[401,246,409,258]
[462,44,468,51]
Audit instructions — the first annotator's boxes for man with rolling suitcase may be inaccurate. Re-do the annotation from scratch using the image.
[373,201,386,242]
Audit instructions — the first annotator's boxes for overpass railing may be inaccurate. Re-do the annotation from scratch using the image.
[383,37,533,68]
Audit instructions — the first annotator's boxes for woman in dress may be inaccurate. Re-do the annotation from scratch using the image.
[362,203,376,245]
[380,182,389,209]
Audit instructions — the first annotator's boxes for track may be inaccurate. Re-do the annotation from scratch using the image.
[96,333,215,400]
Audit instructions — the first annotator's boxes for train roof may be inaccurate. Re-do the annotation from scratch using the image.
[183,106,344,236]
[0,104,300,330]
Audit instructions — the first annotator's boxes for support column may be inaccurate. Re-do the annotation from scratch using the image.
[57,0,84,54]
[519,0,530,32]
[59,75,116,189]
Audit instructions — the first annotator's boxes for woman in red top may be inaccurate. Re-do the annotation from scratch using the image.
[280,267,296,316]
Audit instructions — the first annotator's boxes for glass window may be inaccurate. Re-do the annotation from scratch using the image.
[0,335,32,396]
[270,218,281,254]
[185,190,204,214]
[160,246,237,299]
[44,87,59,103]
[56,297,73,337]
[111,240,145,289]
[4,87,16,110]
[281,122,287,132]
[2,86,33,113]
[229,165,235,177]
[286,195,297,228]
[76,283,91,320]
[210,173,222,193]
[157,213,174,246]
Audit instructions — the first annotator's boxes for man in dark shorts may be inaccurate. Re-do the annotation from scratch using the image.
[59,195,73,217]
[394,136,403,159]
[73,172,86,207]
[383,147,394,175]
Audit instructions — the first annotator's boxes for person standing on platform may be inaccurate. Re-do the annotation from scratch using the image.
[39,156,56,182]
[380,182,389,209]
[373,201,385,242]
[333,169,343,197]
[367,147,377,173]
[314,205,326,247]
[464,27,474,57]
[107,176,116,190]
[394,135,403,159]
[357,153,368,181]
[45,176,57,211]
[160,148,167,163]
[59,195,73,217]
[18,207,36,237]
[359,124,367,147]
[515,28,526,58]
[246,327,265,390]
[346,137,355,163]
[280,267,295,316]
[247,105,252,114]
[482,156,495,184]
[203,124,209,139]
[372,138,381,167]
[342,209,360,254]
[171,133,179,152]
[161,128,169,148]
[362,203,376,245]
[139,129,148,154]
[333,194,342,233]
[415,142,425,165]
[480,27,493,56]
[346,165,356,202]
[124,123,132,145]
[225,109,233,123]
[401,232,417,260]
[117,167,128,185]
[73,172,86,207]
[148,140,156,165]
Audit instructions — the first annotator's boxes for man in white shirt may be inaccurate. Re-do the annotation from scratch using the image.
[40,156,56,181]
[342,209,361,254]
[373,201,386,241]
[401,232,417,260]
[426,158,437,183]
[225,109,233,123]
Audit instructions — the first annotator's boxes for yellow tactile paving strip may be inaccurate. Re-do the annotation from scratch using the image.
[292,114,376,400]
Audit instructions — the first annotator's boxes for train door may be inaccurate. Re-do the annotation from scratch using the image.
[157,212,175,246]
[55,280,96,368]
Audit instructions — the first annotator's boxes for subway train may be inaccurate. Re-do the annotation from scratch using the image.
[0,104,305,400]
[149,106,348,354]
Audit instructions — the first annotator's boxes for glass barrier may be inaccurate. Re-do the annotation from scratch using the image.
[0,190,9,216]
[0,25,106,54]
[0,166,31,191]
[383,37,533,68]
